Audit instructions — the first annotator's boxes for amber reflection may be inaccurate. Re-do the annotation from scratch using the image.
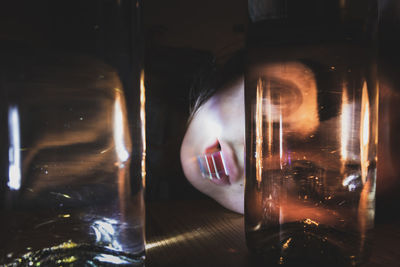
[113,87,132,222]
[259,62,319,136]
[255,78,264,187]
[248,60,378,233]
[340,81,351,162]
[114,88,131,165]
[360,81,370,184]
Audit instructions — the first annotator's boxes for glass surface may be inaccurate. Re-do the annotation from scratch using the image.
[0,1,145,266]
[245,40,378,266]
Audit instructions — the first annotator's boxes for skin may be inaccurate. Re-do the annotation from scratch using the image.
[180,77,245,214]
[180,62,318,214]
[181,54,398,216]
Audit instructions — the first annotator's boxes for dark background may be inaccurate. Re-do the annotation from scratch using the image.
[143,0,248,201]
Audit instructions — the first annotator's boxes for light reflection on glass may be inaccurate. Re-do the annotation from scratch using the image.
[255,78,264,186]
[342,173,360,192]
[113,89,130,165]
[340,82,351,161]
[282,237,292,250]
[91,218,122,251]
[140,69,146,188]
[93,254,131,265]
[360,81,370,184]
[145,221,235,251]
[8,105,21,190]
[358,178,375,238]
[145,214,241,251]
[279,105,283,169]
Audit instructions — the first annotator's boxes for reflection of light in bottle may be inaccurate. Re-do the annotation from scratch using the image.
[8,105,21,190]
[341,83,350,161]
[255,78,264,186]
[140,69,146,187]
[146,229,203,250]
[279,101,283,169]
[114,89,130,164]
[91,218,123,251]
[360,81,370,184]
[94,254,132,265]
[145,214,242,251]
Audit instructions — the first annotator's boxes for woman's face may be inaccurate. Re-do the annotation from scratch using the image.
[180,77,245,214]
[180,62,319,214]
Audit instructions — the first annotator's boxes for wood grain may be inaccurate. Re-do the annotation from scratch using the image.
[146,199,400,267]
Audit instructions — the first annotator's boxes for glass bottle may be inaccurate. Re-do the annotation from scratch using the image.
[0,0,145,265]
[245,0,378,265]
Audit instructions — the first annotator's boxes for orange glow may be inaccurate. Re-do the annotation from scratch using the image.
[257,62,319,136]
[278,196,340,226]
[358,176,375,233]
[303,218,319,226]
[266,80,272,157]
[282,237,292,250]
[340,82,350,161]
[113,89,130,164]
[279,102,283,168]
[373,76,379,148]
[255,78,264,186]
[117,165,127,221]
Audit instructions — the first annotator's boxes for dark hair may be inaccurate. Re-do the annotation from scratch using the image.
[188,50,347,124]
[188,50,244,123]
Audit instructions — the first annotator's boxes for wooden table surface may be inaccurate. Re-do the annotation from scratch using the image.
[145,199,400,267]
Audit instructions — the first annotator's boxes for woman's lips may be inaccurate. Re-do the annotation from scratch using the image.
[197,139,239,186]
[197,150,230,185]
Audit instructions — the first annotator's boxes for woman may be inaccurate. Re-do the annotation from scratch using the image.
[180,54,245,214]
[180,53,321,214]
[180,49,400,220]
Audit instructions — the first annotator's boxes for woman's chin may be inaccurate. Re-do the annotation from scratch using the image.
[216,193,244,214]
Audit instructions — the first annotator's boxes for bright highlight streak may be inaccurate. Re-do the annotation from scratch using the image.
[91,218,122,251]
[113,91,130,163]
[8,105,21,190]
[362,103,370,147]
[140,69,146,188]
[340,84,350,161]
[145,229,203,250]
[282,237,292,250]
[95,220,115,236]
[255,79,264,186]
[94,254,131,265]
[279,106,283,168]
[303,218,319,226]
[360,81,370,184]
[342,174,359,186]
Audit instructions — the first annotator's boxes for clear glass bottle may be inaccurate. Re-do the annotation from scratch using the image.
[245,0,378,265]
[0,0,145,265]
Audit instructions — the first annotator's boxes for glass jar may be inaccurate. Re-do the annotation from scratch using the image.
[245,0,378,265]
[0,0,145,265]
